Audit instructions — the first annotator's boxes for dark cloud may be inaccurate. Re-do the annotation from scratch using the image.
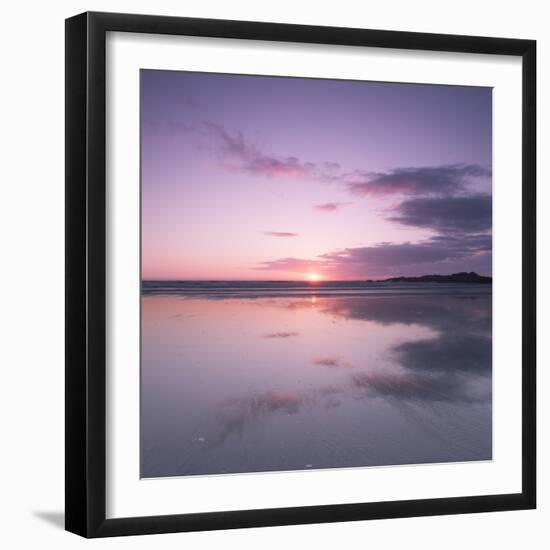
[255,232,491,277]
[322,241,463,271]
[365,193,491,275]
[331,232,490,266]
[348,164,491,197]
[389,194,492,233]
[263,231,299,238]
[314,202,352,212]
[257,191,491,277]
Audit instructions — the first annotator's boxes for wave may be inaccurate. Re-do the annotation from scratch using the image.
[141,280,492,298]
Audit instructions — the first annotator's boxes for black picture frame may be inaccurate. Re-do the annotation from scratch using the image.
[65,11,536,538]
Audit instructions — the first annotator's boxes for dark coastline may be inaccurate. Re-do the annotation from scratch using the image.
[365,271,492,284]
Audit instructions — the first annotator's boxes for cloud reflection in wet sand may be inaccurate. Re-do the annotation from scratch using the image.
[211,385,350,445]
[213,391,305,445]
[141,291,492,477]
[312,356,354,369]
[210,295,490,445]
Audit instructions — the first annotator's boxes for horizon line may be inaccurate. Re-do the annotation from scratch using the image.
[141,273,492,283]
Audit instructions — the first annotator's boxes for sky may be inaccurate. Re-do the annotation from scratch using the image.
[141,70,492,281]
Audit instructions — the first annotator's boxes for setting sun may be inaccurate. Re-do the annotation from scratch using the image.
[307,272,321,282]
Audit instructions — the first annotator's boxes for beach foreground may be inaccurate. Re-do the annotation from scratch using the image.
[141,282,492,478]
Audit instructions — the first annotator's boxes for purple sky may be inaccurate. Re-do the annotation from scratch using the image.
[141,70,492,280]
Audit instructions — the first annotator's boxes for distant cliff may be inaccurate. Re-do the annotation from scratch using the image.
[367,272,492,284]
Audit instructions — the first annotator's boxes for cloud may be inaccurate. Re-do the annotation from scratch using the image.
[256,188,491,277]
[198,122,490,199]
[204,121,315,178]
[198,124,491,219]
[256,232,491,278]
[389,195,492,233]
[195,121,493,278]
[263,231,299,238]
[263,331,299,339]
[323,161,341,171]
[312,356,354,369]
[314,202,352,212]
[322,232,491,275]
[348,164,491,197]
[322,241,462,270]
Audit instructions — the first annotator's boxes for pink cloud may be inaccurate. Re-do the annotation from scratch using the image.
[263,231,299,238]
[263,332,299,339]
[204,121,314,179]
[314,202,352,212]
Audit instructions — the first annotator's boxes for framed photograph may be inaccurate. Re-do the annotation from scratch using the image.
[65,11,536,538]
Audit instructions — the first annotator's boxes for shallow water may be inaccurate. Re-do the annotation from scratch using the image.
[140,283,492,478]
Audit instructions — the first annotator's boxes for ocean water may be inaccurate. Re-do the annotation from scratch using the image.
[140,281,492,478]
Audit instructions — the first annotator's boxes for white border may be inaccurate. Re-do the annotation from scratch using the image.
[106,32,523,519]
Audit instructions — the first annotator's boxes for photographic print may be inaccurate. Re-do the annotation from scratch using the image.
[140,70,493,479]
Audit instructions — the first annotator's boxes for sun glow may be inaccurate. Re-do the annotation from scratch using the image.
[307,272,321,282]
